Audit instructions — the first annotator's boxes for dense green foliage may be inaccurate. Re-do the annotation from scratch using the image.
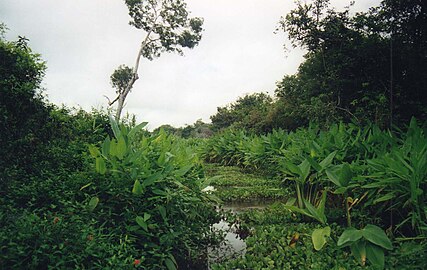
[212,204,427,269]
[209,0,426,133]
[203,62,427,268]
[0,32,48,181]
[202,120,427,238]
[210,93,273,133]
[202,118,427,269]
[0,30,220,269]
[275,0,427,127]
[2,0,426,268]
[204,165,291,202]
[153,119,213,138]
[87,120,221,268]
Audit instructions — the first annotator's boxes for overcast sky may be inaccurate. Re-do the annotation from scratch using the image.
[1,0,380,130]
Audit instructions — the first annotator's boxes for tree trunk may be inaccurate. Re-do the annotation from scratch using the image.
[114,29,153,121]
[115,95,125,122]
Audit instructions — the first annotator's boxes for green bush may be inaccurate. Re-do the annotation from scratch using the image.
[1,30,222,268]
[84,119,222,269]
[202,120,427,237]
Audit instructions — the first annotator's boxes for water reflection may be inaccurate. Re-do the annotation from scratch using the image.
[208,219,246,264]
[208,197,277,267]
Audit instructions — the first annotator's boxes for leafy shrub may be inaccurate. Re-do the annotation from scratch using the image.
[202,119,427,237]
[85,119,222,269]
[0,207,142,270]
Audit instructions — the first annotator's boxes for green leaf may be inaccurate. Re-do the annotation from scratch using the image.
[95,158,106,174]
[340,163,353,186]
[109,139,117,156]
[152,188,168,196]
[87,197,99,211]
[310,148,316,158]
[326,168,342,187]
[136,216,148,231]
[409,117,418,129]
[317,190,327,218]
[158,206,167,221]
[306,156,322,171]
[128,122,148,138]
[283,205,312,218]
[143,172,162,187]
[366,242,385,269]
[157,152,166,166]
[165,258,177,270]
[298,159,311,182]
[80,182,92,191]
[101,137,110,156]
[174,165,193,177]
[132,180,144,195]
[284,162,301,176]
[285,197,296,206]
[350,240,367,266]
[88,144,100,158]
[116,135,127,159]
[337,228,363,246]
[312,226,331,251]
[373,193,395,204]
[362,225,392,250]
[304,199,326,224]
[362,182,387,189]
[319,151,337,169]
[109,115,121,138]
[333,187,348,194]
[173,180,188,190]
[143,212,151,221]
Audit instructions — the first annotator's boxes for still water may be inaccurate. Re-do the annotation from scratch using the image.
[207,191,279,267]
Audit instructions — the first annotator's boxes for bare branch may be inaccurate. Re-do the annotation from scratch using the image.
[104,95,119,106]
[335,106,360,123]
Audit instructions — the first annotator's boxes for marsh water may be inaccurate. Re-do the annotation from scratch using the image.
[206,187,280,267]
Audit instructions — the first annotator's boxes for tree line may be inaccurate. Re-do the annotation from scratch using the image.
[209,0,427,134]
